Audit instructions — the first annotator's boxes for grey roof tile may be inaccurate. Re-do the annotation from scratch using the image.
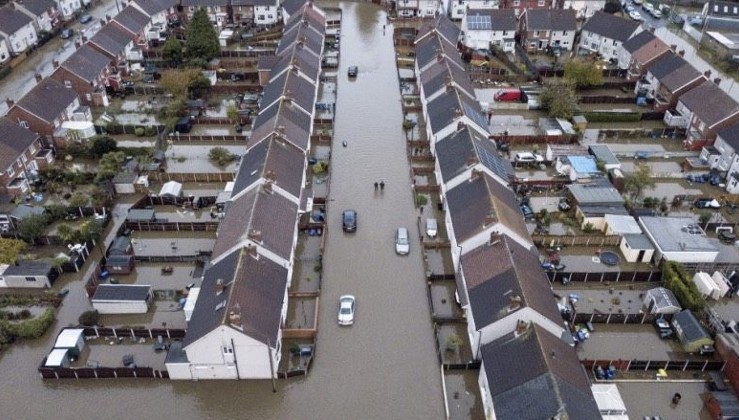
[416,33,465,72]
[15,0,56,16]
[60,44,110,83]
[581,11,640,43]
[481,324,600,420]
[233,134,305,199]
[260,69,316,113]
[92,284,151,301]
[249,99,312,151]
[90,22,134,57]
[679,80,739,128]
[16,78,78,123]
[132,0,177,16]
[420,58,474,100]
[718,122,739,150]
[0,7,33,35]
[436,126,513,184]
[524,9,576,31]
[0,119,39,171]
[416,14,460,46]
[112,6,150,35]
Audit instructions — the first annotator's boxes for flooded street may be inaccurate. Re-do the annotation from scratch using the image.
[0,3,444,419]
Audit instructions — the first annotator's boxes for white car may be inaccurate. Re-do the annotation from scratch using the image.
[629,11,643,21]
[651,9,662,18]
[395,227,410,255]
[338,295,355,326]
[633,0,643,5]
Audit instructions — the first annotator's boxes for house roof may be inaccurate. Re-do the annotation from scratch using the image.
[436,126,513,185]
[465,8,516,32]
[647,53,688,80]
[15,78,78,123]
[132,0,177,16]
[639,216,717,253]
[3,259,52,276]
[0,7,33,35]
[419,57,474,100]
[578,204,629,217]
[415,14,460,46]
[233,135,305,200]
[672,310,711,343]
[281,0,307,17]
[283,2,325,37]
[183,248,288,347]
[626,32,671,66]
[581,11,640,43]
[249,99,312,151]
[480,323,600,420]
[126,208,156,221]
[277,19,324,57]
[462,236,563,330]
[645,287,680,310]
[181,0,227,6]
[89,22,134,57]
[623,233,655,250]
[10,204,44,220]
[706,0,739,18]
[567,182,624,205]
[679,81,739,128]
[271,43,321,84]
[660,64,703,93]
[59,45,110,83]
[445,172,529,246]
[426,87,489,135]
[55,328,84,348]
[15,0,56,16]
[524,9,577,31]
[106,254,134,266]
[0,119,40,172]
[416,33,465,72]
[718,122,739,150]
[604,214,641,234]
[211,184,298,262]
[112,5,150,35]
[92,284,151,301]
[588,144,619,166]
[260,68,316,114]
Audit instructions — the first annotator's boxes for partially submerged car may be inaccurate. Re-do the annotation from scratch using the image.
[338,295,355,326]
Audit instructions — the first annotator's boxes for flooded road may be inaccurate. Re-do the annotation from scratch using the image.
[0,3,444,419]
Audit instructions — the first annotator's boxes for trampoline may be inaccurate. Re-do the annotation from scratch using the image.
[600,251,620,266]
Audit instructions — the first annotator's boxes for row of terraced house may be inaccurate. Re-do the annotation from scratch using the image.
[414,15,605,419]
[164,1,326,380]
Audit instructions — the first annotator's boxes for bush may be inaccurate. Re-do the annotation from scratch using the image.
[4,307,55,339]
[208,147,237,167]
[144,126,157,136]
[662,261,705,312]
[78,310,99,327]
[583,112,642,123]
[416,194,428,207]
[134,127,145,136]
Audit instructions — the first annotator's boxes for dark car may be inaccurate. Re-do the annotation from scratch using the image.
[558,198,571,212]
[694,198,720,209]
[520,204,534,220]
[342,209,357,233]
[719,230,737,244]
[655,318,673,339]
[60,28,74,39]
[80,15,93,24]
[347,66,358,78]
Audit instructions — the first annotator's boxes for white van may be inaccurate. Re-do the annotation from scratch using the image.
[514,152,544,164]
[425,218,438,238]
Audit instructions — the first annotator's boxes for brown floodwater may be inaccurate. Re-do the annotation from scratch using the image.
[0,3,444,419]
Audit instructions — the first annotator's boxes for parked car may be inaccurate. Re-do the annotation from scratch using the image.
[425,218,438,238]
[347,66,358,78]
[514,152,544,164]
[718,230,737,244]
[699,345,716,355]
[494,88,525,102]
[629,10,643,21]
[337,295,355,326]
[520,204,535,220]
[395,227,410,255]
[650,8,662,18]
[634,151,650,160]
[80,15,93,24]
[655,318,673,339]
[694,198,721,209]
[60,28,74,39]
[342,209,357,233]
[558,198,571,212]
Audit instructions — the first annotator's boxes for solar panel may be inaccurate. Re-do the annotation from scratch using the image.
[462,101,490,133]
[475,140,512,181]
[467,14,491,31]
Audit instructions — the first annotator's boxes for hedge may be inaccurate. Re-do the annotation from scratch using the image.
[2,307,55,339]
[662,261,705,312]
[583,112,642,123]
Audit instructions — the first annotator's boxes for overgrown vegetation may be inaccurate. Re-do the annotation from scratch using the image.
[662,261,705,312]
[583,112,642,123]
[208,147,238,167]
[78,310,99,327]
[17,214,49,243]
[540,80,578,119]
[185,9,221,64]
[0,239,26,264]
[564,59,603,89]
[624,164,656,202]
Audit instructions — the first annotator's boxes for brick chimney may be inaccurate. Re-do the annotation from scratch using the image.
[74,40,81,49]
[470,168,482,181]
[466,154,478,167]
[228,308,242,328]
[215,278,225,295]
[678,50,685,57]
[248,229,263,243]
[714,77,722,85]
[106,14,112,22]
[488,231,501,246]
[670,44,677,52]
[34,73,42,83]
[508,295,522,312]
[246,244,258,258]
[704,70,712,78]
[483,212,497,227]
[262,180,273,194]
[52,60,59,69]
[514,319,528,336]
[5,98,14,108]
[265,170,277,182]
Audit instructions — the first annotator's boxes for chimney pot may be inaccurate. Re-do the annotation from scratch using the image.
[5,98,14,108]
[704,70,712,78]
[34,73,42,83]
[52,60,59,69]
[678,50,685,57]
[714,77,721,85]
[483,213,497,227]
[515,319,528,334]
[470,168,482,181]
[215,278,225,295]
[246,244,258,258]
[249,229,263,243]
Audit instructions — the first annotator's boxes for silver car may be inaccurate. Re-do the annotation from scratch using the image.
[338,295,355,326]
[395,227,410,255]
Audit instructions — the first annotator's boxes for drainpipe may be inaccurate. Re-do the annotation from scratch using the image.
[476,330,482,360]
[231,338,240,378]
[267,338,276,392]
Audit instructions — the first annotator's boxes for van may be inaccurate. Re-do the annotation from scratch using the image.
[425,218,438,238]
[514,152,544,164]
[175,117,193,134]
[494,88,524,102]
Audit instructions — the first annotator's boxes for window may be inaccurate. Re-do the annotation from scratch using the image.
[6,167,14,177]
[19,121,28,129]
[258,15,265,20]
[29,144,36,154]
[25,277,36,282]
[563,31,567,36]
[538,0,545,5]
[503,30,507,36]
[267,14,273,19]
[64,80,72,88]
[20,155,26,164]
[534,31,539,36]
[714,4,719,12]
[562,41,569,45]
[222,346,233,354]
[513,0,519,5]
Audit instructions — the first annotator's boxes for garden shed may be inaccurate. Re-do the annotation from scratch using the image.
[671,310,714,353]
[53,328,86,357]
[45,348,70,368]
[108,236,132,256]
[643,287,681,315]
[105,254,135,274]
[0,260,59,288]
[127,209,156,222]
[159,181,182,197]
[620,234,654,263]
[91,284,152,314]
[112,172,138,194]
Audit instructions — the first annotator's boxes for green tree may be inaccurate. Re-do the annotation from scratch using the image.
[540,81,578,119]
[79,219,104,243]
[55,224,77,244]
[17,214,49,243]
[624,164,655,202]
[162,36,183,66]
[208,147,237,167]
[185,9,220,63]
[160,69,199,98]
[90,136,118,158]
[0,239,26,264]
[564,59,603,89]
[95,151,126,183]
[68,191,89,208]
[699,211,712,228]
[227,105,239,123]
